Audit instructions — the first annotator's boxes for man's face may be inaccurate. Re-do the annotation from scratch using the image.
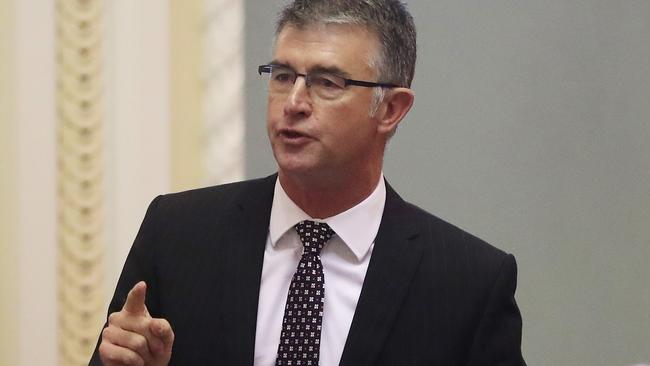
[267,24,386,186]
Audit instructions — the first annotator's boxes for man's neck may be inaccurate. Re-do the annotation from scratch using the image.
[278,169,382,219]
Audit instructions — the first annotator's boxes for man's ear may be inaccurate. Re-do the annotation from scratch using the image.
[376,87,415,136]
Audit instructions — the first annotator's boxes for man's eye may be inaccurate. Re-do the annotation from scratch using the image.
[272,72,293,82]
[312,76,342,89]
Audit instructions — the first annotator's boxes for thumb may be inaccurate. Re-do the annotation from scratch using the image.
[123,281,148,315]
[150,318,175,355]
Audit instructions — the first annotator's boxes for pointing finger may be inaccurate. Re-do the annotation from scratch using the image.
[123,281,148,315]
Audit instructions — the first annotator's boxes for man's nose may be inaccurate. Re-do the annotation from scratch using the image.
[283,77,312,118]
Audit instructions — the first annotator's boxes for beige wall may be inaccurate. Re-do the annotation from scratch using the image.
[170,0,204,191]
[0,0,244,363]
[105,0,172,288]
[0,0,19,364]
[2,0,58,364]
[4,0,59,364]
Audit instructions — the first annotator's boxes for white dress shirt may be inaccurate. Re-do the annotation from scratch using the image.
[254,176,386,366]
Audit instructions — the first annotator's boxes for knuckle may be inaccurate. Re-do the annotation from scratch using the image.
[119,352,141,366]
[98,341,109,356]
[101,327,111,340]
[108,311,120,324]
[156,318,173,335]
[133,336,148,353]
[128,354,145,366]
[99,342,118,363]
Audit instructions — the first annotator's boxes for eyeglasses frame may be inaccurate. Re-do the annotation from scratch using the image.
[257,64,400,89]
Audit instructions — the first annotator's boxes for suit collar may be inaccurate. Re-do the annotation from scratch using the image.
[268,175,387,261]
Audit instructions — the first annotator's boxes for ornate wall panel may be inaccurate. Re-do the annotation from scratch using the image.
[56,0,105,364]
[203,0,246,184]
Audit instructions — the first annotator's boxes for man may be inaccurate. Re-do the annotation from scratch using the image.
[91,1,526,365]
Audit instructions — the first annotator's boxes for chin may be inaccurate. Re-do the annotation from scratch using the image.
[276,157,327,181]
[272,142,312,164]
[277,161,315,176]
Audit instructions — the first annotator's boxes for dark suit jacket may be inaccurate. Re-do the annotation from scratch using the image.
[90,174,526,365]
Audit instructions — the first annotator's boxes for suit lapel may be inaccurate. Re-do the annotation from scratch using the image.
[212,174,276,365]
[339,182,425,366]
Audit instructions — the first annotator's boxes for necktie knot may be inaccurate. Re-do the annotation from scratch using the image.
[294,220,334,256]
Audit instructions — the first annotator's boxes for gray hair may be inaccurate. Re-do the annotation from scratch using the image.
[275,0,417,89]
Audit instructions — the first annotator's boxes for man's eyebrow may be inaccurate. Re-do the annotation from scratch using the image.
[269,60,293,69]
[309,65,351,79]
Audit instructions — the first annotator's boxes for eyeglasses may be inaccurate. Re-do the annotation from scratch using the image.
[258,64,399,101]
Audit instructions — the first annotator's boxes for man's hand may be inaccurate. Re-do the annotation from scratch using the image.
[99,281,174,366]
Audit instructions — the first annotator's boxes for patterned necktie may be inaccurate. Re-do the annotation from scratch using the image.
[276,220,335,366]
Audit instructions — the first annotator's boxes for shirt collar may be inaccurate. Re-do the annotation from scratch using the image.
[269,175,386,261]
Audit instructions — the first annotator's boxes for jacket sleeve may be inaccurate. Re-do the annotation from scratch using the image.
[88,195,163,365]
[466,254,527,366]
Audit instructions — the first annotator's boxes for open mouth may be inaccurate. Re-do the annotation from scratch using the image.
[279,129,311,140]
[282,130,305,139]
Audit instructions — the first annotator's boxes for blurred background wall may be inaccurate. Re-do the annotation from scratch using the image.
[246,1,650,365]
[0,0,648,365]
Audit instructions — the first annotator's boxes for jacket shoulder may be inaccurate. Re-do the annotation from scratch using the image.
[401,198,511,267]
[150,175,275,218]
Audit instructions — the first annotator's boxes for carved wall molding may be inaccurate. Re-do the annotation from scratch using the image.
[56,0,105,364]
